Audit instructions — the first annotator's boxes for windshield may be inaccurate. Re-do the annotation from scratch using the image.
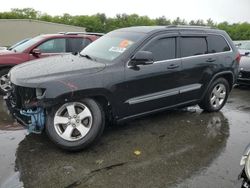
[9,38,30,50]
[12,36,44,52]
[80,31,146,62]
[238,41,250,50]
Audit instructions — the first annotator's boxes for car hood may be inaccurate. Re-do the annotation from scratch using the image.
[10,54,106,87]
[0,50,16,55]
[239,56,250,71]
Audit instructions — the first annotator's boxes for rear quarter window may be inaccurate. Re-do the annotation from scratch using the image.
[207,35,231,53]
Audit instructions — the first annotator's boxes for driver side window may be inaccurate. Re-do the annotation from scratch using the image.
[37,39,66,53]
[144,37,176,61]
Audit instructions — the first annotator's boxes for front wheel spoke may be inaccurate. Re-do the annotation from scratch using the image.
[1,76,7,82]
[219,92,226,99]
[54,116,69,124]
[78,108,91,120]
[217,86,222,93]
[211,95,216,103]
[66,104,76,117]
[77,124,90,137]
[215,98,220,107]
[62,126,74,139]
[1,84,8,89]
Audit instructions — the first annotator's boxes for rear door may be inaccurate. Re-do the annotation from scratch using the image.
[177,34,211,103]
[123,33,182,116]
[177,33,232,104]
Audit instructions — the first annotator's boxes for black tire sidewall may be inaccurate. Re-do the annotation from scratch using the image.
[46,98,105,151]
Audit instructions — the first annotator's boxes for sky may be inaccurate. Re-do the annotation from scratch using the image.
[0,0,250,23]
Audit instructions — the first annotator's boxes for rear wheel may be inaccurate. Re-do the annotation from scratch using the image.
[199,78,229,112]
[46,98,105,151]
[0,68,11,95]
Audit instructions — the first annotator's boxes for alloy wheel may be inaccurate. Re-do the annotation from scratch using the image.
[54,102,93,141]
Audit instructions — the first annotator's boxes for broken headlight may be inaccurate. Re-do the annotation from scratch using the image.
[36,88,46,99]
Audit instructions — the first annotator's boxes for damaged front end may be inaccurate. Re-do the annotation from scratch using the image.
[4,85,46,134]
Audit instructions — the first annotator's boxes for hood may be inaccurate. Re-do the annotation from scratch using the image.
[0,50,16,55]
[239,56,250,71]
[10,54,106,87]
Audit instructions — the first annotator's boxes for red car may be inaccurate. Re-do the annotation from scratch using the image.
[0,32,103,93]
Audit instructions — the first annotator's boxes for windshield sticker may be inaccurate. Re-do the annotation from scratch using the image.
[109,46,127,53]
[119,40,134,48]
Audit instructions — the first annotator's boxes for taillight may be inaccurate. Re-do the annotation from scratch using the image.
[236,53,241,63]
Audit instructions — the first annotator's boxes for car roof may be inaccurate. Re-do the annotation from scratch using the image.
[115,25,220,34]
[38,33,100,39]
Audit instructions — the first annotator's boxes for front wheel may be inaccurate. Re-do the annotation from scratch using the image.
[0,68,11,95]
[46,98,105,151]
[199,78,229,112]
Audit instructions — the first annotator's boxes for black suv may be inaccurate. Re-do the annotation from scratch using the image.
[5,26,240,151]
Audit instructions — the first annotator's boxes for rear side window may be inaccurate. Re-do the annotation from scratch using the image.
[181,37,207,57]
[207,35,231,53]
[145,37,176,61]
[67,38,92,53]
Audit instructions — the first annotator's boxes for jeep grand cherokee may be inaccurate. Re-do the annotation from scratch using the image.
[5,26,240,151]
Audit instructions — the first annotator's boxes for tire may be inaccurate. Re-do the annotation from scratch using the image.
[0,68,11,95]
[46,98,105,151]
[199,78,229,112]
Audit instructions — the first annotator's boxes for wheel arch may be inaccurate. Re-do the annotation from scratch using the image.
[46,89,118,121]
[201,71,235,101]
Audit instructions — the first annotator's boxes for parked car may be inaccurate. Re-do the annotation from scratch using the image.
[235,40,250,56]
[237,55,250,86]
[5,26,240,151]
[239,143,250,188]
[0,32,103,94]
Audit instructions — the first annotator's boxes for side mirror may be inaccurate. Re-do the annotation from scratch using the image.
[31,48,41,57]
[129,51,154,67]
[245,52,250,56]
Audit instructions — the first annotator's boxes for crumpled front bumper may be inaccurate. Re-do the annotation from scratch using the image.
[4,93,46,134]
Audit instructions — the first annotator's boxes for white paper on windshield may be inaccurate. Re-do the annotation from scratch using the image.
[109,47,126,53]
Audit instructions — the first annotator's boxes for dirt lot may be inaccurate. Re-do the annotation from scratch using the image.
[0,87,250,188]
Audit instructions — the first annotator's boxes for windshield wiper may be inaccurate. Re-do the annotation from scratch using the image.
[80,53,96,61]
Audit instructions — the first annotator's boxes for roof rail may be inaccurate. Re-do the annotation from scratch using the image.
[58,32,105,36]
[166,25,215,29]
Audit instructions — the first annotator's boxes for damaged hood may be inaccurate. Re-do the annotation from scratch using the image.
[10,54,106,87]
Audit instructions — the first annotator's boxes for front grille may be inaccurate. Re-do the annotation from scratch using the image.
[10,85,36,108]
[239,71,250,79]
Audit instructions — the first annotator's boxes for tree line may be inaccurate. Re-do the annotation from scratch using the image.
[0,8,250,40]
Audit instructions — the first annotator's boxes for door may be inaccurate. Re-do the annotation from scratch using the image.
[123,34,182,116]
[29,38,67,60]
[177,35,215,103]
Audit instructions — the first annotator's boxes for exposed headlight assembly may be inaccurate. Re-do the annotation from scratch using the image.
[36,88,46,99]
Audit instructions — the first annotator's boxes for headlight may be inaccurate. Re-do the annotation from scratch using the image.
[36,88,46,99]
